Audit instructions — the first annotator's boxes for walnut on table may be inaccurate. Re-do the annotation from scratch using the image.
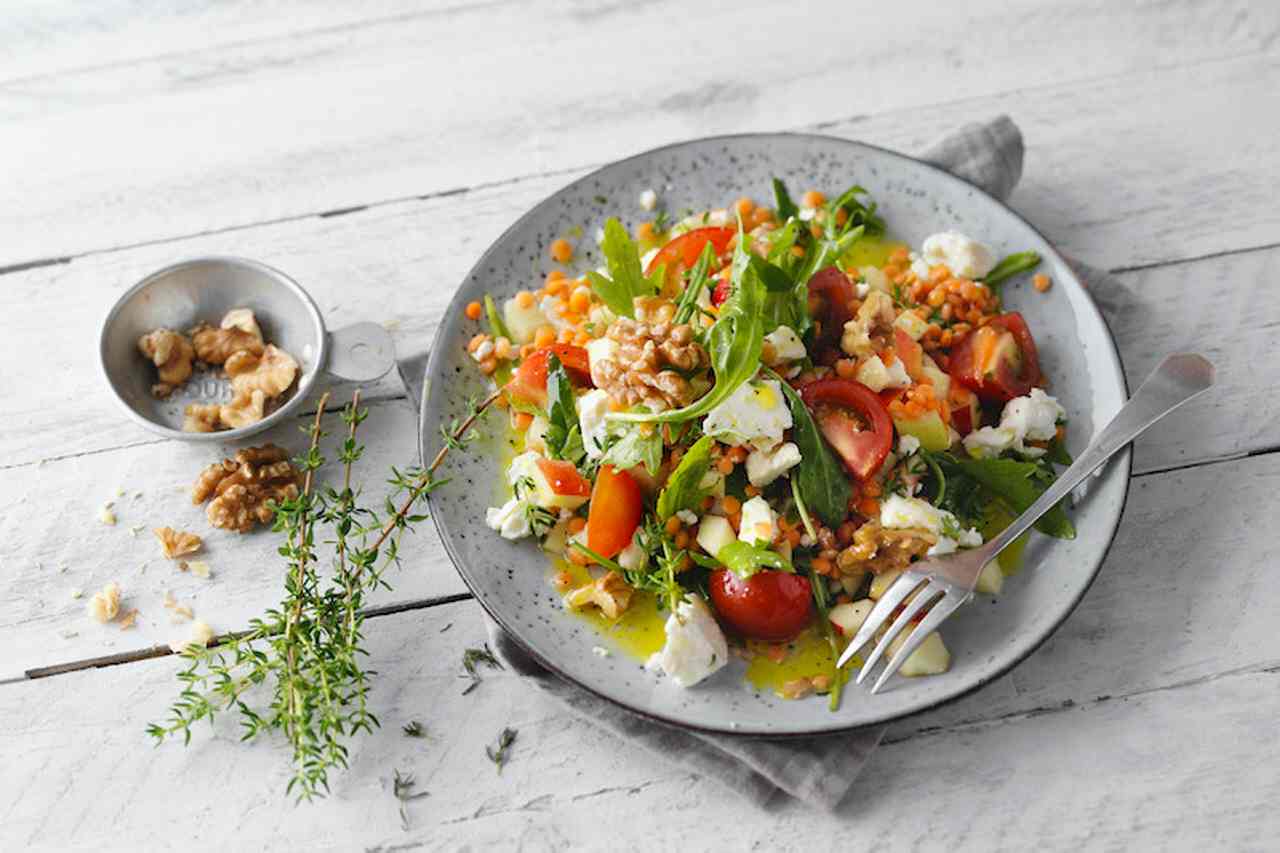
[86,581,122,623]
[592,296,709,411]
[153,526,202,559]
[191,444,302,533]
[563,570,634,619]
[136,329,195,397]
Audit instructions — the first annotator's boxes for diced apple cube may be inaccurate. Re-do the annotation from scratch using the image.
[829,599,874,637]
[696,516,737,559]
[869,568,904,600]
[887,630,951,677]
[504,296,549,344]
[975,560,1004,595]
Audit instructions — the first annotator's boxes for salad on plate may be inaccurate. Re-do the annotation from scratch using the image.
[461,178,1073,707]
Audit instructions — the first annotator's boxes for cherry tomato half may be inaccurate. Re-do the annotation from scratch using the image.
[535,457,592,499]
[800,377,894,481]
[806,266,856,364]
[586,466,644,559]
[502,344,591,410]
[644,226,736,279]
[892,327,926,383]
[710,569,814,642]
[947,312,1041,403]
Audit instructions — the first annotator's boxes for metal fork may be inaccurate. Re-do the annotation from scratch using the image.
[836,353,1216,693]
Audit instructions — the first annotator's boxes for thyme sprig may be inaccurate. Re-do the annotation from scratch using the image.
[393,769,429,830]
[486,727,518,774]
[146,389,499,801]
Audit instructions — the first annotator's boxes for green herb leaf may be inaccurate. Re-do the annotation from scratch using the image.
[748,254,794,293]
[774,374,852,528]
[983,251,1041,287]
[715,540,793,580]
[656,435,715,520]
[484,293,510,341]
[402,720,426,738]
[825,184,885,238]
[486,727,518,774]
[609,220,766,425]
[772,177,798,223]
[944,455,1074,539]
[542,355,585,464]
[673,241,717,326]
[600,422,663,476]
[585,217,655,317]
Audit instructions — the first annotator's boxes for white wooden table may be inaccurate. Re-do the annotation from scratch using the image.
[3,1,1278,848]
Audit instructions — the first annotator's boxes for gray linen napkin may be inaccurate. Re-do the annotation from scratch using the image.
[402,115,1029,810]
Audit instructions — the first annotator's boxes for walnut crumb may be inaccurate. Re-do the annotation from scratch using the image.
[188,561,212,579]
[191,444,301,533]
[98,505,117,526]
[87,582,121,623]
[154,527,202,559]
[563,571,634,619]
[118,609,139,630]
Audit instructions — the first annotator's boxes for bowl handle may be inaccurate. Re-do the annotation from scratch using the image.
[325,322,395,382]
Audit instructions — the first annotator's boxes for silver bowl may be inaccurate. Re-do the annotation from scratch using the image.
[100,256,394,441]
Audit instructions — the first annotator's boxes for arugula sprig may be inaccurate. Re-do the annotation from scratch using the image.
[586,217,662,317]
[656,434,715,520]
[983,251,1041,288]
[772,371,851,528]
[543,354,585,464]
[673,241,717,326]
[925,450,1075,539]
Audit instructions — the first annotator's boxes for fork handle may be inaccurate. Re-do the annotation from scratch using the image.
[984,353,1215,558]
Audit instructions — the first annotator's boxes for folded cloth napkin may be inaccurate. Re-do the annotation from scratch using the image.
[474,115,1032,811]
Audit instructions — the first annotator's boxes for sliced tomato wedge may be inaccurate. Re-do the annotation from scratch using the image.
[892,327,926,383]
[644,226,735,280]
[535,457,592,499]
[801,378,894,480]
[586,466,644,559]
[502,344,591,410]
[709,569,813,642]
[949,384,981,435]
[947,312,1041,402]
[806,266,855,364]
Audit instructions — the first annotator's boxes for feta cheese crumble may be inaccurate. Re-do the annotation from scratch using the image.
[738,496,778,545]
[745,442,801,487]
[646,595,728,687]
[763,325,806,363]
[577,389,611,459]
[702,379,792,450]
[921,232,997,280]
[639,188,658,211]
[963,388,1066,458]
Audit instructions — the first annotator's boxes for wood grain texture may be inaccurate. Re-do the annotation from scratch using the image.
[1,1,1277,268]
[2,594,1276,851]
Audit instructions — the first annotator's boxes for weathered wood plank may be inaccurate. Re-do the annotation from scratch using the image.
[1,2,1275,267]
[2,593,1275,850]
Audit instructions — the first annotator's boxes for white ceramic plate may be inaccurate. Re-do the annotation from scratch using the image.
[421,134,1129,736]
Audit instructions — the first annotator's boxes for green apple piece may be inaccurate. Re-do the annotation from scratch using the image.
[829,599,874,637]
[503,295,549,344]
[975,560,1004,595]
[920,360,951,401]
[981,501,1029,575]
[893,410,950,452]
[869,568,903,600]
[887,630,951,676]
[696,516,737,559]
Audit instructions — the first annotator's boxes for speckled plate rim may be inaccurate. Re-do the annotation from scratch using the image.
[420,132,1131,738]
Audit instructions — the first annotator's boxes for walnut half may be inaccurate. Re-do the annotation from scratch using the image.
[191,444,301,533]
[190,308,265,365]
[137,329,195,397]
[563,571,634,619]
